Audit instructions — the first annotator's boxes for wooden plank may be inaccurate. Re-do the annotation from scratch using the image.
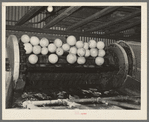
[66,6,121,31]
[15,6,43,26]
[86,11,141,32]
[43,6,81,28]
[105,20,141,34]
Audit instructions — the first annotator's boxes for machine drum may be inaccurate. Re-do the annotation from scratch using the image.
[6,35,130,92]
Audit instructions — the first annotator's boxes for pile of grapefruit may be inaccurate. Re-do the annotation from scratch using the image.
[65,35,106,66]
[21,34,106,66]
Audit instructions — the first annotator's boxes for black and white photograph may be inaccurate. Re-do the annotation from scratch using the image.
[2,2,147,120]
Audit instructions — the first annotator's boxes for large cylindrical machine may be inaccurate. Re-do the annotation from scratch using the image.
[6,34,136,108]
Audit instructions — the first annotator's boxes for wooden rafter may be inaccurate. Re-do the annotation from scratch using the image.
[85,11,141,32]
[86,6,141,12]
[120,6,141,12]
[43,6,81,28]
[66,6,121,31]
[105,20,141,34]
[15,6,43,26]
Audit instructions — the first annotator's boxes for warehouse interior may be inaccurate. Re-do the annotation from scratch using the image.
[5,6,141,110]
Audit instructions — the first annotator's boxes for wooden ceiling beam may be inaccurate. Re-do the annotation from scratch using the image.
[85,11,141,32]
[121,6,141,12]
[105,20,141,34]
[15,6,43,26]
[43,6,81,28]
[7,25,102,38]
[7,25,139,41]
[86,6,141,12]
[66,6,121,31]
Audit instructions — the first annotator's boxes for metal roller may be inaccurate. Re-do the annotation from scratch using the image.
[6,35,134,93]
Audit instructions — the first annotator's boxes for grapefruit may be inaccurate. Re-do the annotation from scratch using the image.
[21,34,30,43]
[23,43,33,54]
[66,35,77,46]
[76,41,84,48]
[30,36,40,46]
[28,54,38,64]
[77,48,86,57]
[90,48,98,57]
[48,54,58,64]
[62,43,70,52]
[77,57,86,64]
[95,57,104,66]
[56,47,64,56]
[41,47,48,55]
[40,38,49,47]
[98,49,106,57]
[66,53,77,64]
[89,40,97,48]
[33,45,41,54]
[69,46,77,55]
[85,49,90,57]
[84,42,89,50]
[54,38,63,47]
[97,41,105,49]
[48,43,57,53]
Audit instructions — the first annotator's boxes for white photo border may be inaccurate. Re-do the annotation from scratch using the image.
[2,2,147,120]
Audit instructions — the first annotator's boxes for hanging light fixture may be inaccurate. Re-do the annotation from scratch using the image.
[47,6,53,12]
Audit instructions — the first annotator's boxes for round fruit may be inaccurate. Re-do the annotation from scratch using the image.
[40,38,49,47]
[56,47,64,56]
[84,42,89,50]
[89,40,97,48]
[69,46,77,55]
[62,43,70,52]
[66,35,77,46]
[66,53,77,64]
[54,38,63,47]
[23,43,33,54]
[76,41,84,48]
[48,43,57,53]
[98,49,106,57]
[28,54,38,64]
[85,49,90,57]
[21,34,30,43]
[95,57,104,66]
[33,45,41,54]
[48,54,58,64]
[77,57,86,64]
[90,48,98,57]
[30,36,40,46]
[97,41,105,49]
[77,48,86,57]
[41,47,48,55]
